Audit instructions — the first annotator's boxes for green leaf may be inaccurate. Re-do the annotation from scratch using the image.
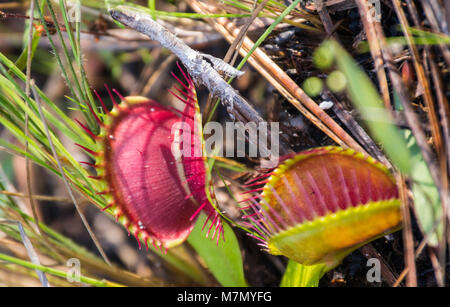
[188,213,248,287]
[280,260,328,287]
[403,130,442,246]
[321,40,412,174]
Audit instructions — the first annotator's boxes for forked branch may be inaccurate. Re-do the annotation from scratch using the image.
[110,6,291,156]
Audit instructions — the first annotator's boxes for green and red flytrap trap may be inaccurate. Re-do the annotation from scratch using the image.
[240,146,401,269]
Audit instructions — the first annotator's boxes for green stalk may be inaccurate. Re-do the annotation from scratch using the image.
[280,260,329,287]
[41,0,86,105]
[55,0,97,130]
[0,253,123,287]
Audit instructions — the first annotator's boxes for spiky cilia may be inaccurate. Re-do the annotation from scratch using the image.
[241,146,402,269]
[77,64,222,251]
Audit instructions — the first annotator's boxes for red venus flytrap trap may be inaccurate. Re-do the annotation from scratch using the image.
[76,63,222,251]
[240,146,402,271]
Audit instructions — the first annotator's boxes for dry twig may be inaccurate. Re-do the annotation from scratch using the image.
[188,0,366,154]
[110,5,290,160]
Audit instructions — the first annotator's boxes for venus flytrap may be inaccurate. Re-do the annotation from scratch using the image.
[76,64,223,250]
[241,146,402,282]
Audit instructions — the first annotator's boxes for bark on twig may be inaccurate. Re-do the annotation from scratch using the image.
[188,0,366,154]
[354,0,391,109]
[110,6,291,157]
[110,7,250,121]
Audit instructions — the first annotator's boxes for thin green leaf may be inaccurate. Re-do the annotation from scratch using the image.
[37,0,84,105]
[403,129,442,247]
[358,33,450,53]
[58,0,98,131]
[0,252,123,287]
[0,51,94,147]
[236,0,305,70]
[321,40,412,174]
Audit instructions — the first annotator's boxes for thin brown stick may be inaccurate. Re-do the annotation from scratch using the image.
[391,0,443,164]
[428,55,450,271]
[390,2,447,283]
[371,7,446,285]
[398,175,417,286]
[224,0,268,64]
[421,0,450,68]
[428,57,450,175]
[428,247,444,286]
[392,209,449,286]
[393,240,425,286]
[404,0,450,178]
[371,5,441,194]
[425,51,450,280]
[354,0,391,109]
[314,0,338,40]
